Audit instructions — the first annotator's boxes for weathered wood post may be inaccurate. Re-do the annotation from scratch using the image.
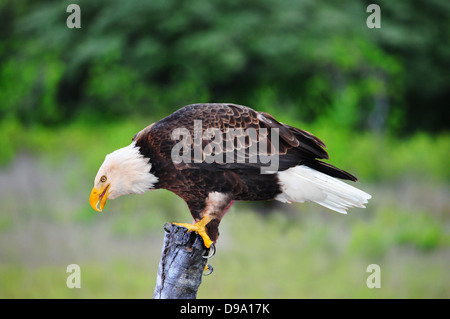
[153,223,213,299]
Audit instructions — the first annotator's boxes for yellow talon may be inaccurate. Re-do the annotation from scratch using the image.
[203,264,213,276]
[173,216,214,248]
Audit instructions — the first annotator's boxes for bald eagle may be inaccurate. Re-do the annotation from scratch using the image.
[90,103,371,248]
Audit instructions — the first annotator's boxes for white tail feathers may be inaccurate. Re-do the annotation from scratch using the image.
[275,165,371,214]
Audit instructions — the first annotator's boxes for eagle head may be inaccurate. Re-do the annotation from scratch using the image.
[89,142,158,212]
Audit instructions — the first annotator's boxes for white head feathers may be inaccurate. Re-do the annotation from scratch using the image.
[94,142,158,199]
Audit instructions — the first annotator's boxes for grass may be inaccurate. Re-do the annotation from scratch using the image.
[1,207,448,298]
[0,118,449,298]
[0,262,156,299]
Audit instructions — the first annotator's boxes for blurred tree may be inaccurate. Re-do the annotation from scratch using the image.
[0,0,448,133]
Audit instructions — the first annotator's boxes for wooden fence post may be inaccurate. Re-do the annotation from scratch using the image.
[153,223,213,299]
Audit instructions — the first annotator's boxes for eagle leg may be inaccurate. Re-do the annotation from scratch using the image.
[173,215,214,249]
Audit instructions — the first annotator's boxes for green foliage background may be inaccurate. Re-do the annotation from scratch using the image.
[1,0,449,132]
[0,0,448,298]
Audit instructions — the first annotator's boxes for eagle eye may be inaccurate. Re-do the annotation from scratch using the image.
[100,175,107,183]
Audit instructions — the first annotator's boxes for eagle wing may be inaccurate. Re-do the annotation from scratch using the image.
[144,103,356,181]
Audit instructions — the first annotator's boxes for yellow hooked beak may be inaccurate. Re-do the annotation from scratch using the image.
[89,184,110,212]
